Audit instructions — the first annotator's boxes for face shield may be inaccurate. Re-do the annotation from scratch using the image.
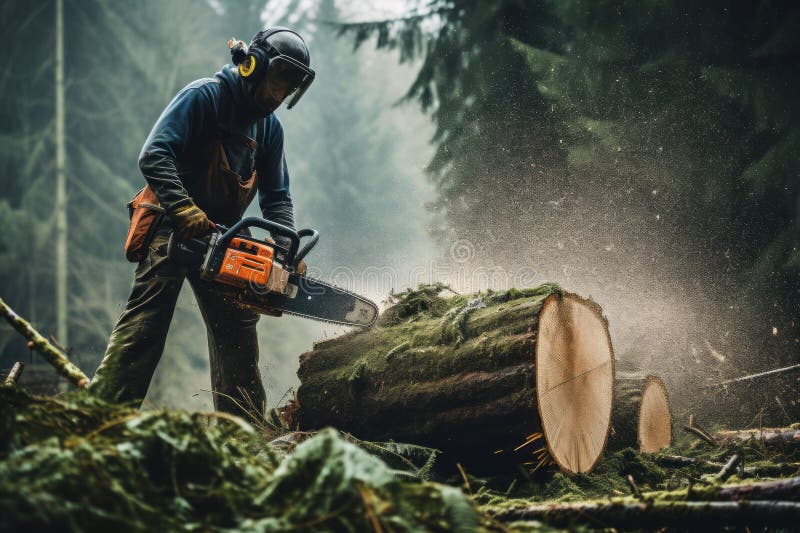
[264,51,315,109]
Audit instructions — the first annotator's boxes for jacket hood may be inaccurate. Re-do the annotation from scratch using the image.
[215,64,272,122]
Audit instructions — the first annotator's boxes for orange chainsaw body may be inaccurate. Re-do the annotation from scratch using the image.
[215,237,274,287]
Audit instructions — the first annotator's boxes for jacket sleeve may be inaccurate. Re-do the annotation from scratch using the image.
[257,117,296,244]
[138,87,211,212]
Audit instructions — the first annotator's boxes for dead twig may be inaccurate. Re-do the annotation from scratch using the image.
[626,474,643,500]
[2,361,24,387]
[456,463,472,495]
[683,415,718,447]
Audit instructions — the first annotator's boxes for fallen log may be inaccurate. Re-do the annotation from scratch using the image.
[491,477,800,528]
[290,284,615,473]
[653,454,800,478]
[489,500,800,529]
[609,373,671,453]
[644,476,800,502]
[713,427,800,448]
[0,298,88,388]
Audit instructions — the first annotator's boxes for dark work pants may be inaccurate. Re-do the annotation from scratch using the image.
[90,228,266,417]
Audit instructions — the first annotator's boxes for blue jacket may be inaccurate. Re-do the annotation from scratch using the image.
[138,65,294,229]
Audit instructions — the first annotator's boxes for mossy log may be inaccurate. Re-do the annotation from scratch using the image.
[490,500,800,529]
[609,373,672,453]
[653,454,800,477]
[291,284,615,474]
[491,477,800,528]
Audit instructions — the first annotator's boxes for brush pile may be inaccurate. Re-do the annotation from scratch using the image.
[0,386,485,531]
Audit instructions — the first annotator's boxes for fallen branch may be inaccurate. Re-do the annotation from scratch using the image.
[490,478,800,528]
[0,298,88,388]
[716,454,742,482]
[683,415,717,447]
[646,477,800,502]
[714,427,800,448]
[2,361,24,387]
[654,454,723,469]
[654,454,800,478]
[489,500,800,529]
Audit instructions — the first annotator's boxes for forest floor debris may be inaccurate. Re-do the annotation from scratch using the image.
[2,385,799,531]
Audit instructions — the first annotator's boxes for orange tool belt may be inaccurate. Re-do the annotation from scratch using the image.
[124,186,166,262]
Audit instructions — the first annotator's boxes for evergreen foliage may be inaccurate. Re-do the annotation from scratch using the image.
[341,1,800,412]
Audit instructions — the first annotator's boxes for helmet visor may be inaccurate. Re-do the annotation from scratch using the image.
[267,55,315,109]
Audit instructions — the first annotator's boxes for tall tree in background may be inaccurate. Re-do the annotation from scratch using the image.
[55,0,68,347]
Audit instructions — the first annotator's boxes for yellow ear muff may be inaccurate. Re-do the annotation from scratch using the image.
[239,56,256,77]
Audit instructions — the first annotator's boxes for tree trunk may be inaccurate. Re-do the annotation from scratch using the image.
[55,0,68,347]
[609,373,672,452]
[290,284,615,474]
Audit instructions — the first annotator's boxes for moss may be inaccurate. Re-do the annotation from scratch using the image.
[379,283,461,326]
[0,388,493,532]
[385,341,411,362]
[483,284,563,306]
[441,296,488,345]
[348,359,368,394]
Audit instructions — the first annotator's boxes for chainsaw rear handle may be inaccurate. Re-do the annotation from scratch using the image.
[219,217,318,268]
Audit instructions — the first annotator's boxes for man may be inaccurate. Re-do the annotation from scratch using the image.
[89,27,314,417]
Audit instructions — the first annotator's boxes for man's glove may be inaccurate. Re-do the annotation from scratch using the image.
[169,201,215,240]
[296,259,307,276]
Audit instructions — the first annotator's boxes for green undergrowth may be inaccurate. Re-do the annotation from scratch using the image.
[0,387,497,532]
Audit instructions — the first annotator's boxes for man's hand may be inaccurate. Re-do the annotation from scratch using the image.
[296,259,307,276]
[169,201,215,240]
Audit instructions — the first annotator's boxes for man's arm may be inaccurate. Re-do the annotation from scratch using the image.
[138,86,211,211]
[257,116,295,247]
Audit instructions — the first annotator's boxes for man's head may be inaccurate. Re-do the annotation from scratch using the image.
[229,27,314,114]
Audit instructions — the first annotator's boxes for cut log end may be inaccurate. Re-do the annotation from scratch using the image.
[536,293,614,473]
[638,375,672,453]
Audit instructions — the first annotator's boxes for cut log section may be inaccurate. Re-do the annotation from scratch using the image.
[610,373,672,452]
[535,292,615,472]
[289,284,615,474]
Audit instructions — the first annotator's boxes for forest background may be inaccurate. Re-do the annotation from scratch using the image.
[1,0,797,421]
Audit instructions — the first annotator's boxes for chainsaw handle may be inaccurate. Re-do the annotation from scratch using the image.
[220,217,300,264]
[295,228,319,265]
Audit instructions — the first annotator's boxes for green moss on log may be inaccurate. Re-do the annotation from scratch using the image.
[294,283,565,469]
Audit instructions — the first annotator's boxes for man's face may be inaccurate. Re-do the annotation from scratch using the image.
[254,62,296,114]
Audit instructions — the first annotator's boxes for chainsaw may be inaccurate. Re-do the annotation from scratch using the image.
[167,217,378,327]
